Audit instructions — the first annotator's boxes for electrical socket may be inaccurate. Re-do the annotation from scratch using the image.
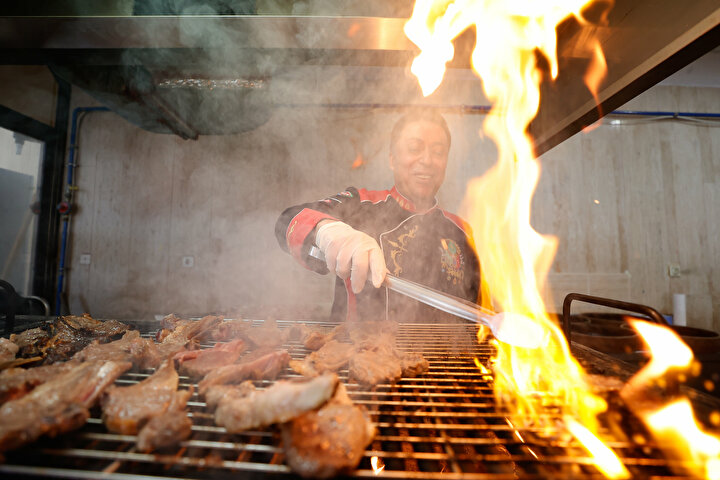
[667,263,681,278]
[79,254,91,265]
[182,256,194,268]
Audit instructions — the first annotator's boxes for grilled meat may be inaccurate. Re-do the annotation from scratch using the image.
[289,340,354,377]
[102,360,181,434]
[174,339,246,378]
[73,330,161,370]
[214,374,338,433]
[401,352,430,377]
[136,388,192,453]
[0,360,131,451]
[9,327,49,358]
[209,319,251,342]
[349,350,402,387]
[198,349,290,395]
[204,382,257,410]
[245,318,289,348]
[156,315,222,359]
[0,338,18,363]
[281,383,376,478]
[0,362,77,404]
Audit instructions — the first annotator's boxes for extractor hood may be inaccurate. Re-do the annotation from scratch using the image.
[0,1,718,149]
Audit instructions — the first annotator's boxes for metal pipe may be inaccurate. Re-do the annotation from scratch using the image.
[55,106,110,315]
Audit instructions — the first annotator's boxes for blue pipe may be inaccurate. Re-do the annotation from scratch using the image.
[55,106,110,315]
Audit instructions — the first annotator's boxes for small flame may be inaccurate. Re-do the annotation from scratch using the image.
[371,455,385,475]
[645,400,720,479]
[565,416,630,479]
[627,320,693,387]
[350,138,365,169]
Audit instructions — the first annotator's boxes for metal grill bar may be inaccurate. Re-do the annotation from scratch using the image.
[0,320,690,479]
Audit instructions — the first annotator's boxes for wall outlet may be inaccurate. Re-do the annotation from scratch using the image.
[182,256,194,268]
[79,254,91,265]
[667,263,681,278]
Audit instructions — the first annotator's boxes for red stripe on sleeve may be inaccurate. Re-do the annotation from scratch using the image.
[286,208,337,268]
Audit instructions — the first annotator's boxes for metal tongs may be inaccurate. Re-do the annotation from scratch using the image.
[309,246,545,348]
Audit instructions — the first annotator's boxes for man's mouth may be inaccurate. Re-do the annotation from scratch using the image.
[414,174,432,181]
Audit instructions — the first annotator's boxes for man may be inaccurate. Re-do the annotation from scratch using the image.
[275,110,488,323]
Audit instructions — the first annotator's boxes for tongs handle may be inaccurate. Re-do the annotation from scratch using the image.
[308,246,496,325]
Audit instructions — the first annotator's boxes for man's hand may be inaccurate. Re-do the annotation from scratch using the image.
[315,221,387,293]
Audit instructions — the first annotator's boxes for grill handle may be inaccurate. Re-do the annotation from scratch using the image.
[562,292,668,340]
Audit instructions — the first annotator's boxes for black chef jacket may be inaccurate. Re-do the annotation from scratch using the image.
[275,186,488,323]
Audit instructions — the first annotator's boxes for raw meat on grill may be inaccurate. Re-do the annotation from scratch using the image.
[214,373,338,433]
[0,338,18,364]
[173,339,246,378]
[0,362,77,404]
[136,388,192,453]
[204,382,257,410]
[198,349,290,395]
[289,340,354,377]
[281,383,376,478]
[0,360,131,452]
[73,330,161,370]
[102,360,182,434]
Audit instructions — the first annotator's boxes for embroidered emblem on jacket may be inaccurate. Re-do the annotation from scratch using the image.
[387,225,419,276]
[440,238,464,284]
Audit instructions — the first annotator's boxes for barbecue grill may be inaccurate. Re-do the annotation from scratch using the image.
[0,319,713,479]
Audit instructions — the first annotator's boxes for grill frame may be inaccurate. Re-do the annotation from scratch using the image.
[0,319,708,479]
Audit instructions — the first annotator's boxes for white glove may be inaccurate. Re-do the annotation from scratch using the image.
[315,221,387,293]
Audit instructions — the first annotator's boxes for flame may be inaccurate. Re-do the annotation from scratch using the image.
[371,455,385,475]
[645,400,720,479]
[405,0,623,477]
[565,416,630,479]
[627,319,693,387]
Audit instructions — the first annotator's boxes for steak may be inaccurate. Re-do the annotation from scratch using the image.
[281,383,376,478]
[0,360,131,451]
[214,374,338,433]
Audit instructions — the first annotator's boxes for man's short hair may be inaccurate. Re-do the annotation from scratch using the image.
[390,109,451,154]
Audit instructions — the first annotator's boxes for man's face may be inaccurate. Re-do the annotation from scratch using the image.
[390,120,449,210]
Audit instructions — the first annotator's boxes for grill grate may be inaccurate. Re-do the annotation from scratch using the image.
[0,321,692,479]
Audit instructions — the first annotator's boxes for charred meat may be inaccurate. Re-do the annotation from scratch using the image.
[0,360,131,452]
[0,338,19,364]
[214,374,338,433]
[281,383,376,478]
[9,327,49,358]
[198,349,290,395]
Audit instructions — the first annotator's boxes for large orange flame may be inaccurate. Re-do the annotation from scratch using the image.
[405,0,624,477]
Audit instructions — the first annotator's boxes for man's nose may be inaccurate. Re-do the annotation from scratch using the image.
[417,148,432,165]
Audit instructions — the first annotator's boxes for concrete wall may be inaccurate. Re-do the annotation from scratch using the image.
[58,84,720,330]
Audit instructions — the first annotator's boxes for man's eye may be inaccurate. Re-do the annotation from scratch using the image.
[432,148,446,156]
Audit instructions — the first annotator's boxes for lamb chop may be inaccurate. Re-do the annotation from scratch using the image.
[214,374,338,433]
[0,360,131,452]
[173,339,246,378]
[102,360,182,434]
[136,388,192,452]
[281,382,376,478]
[400,352,430,377]
[244,318,289,349]
[74,330,161,370]
[349,350,402,387]
[198,349,290,395]
[203,381,257,410]
[0,338,19,364]
[289,340,354,377]
[0,362,78,404]
[155,315,223,359]
[209,319,251,342]
[9,327,49,358]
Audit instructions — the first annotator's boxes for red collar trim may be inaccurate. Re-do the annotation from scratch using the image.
[390,186,437,213]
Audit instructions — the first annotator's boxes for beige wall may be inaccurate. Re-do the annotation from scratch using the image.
[62,85,720,331]
[0,66,57,127]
